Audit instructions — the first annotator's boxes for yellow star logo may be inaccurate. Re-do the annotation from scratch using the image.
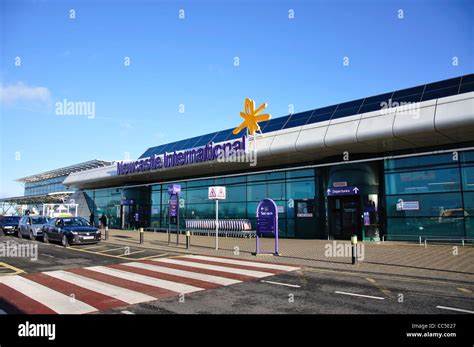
[233,98,271,135]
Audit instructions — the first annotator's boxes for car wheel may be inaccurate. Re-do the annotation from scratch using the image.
[43,233,49,244]
[61,235,69,247]
[30,230,35,240]
[18,229,23,238]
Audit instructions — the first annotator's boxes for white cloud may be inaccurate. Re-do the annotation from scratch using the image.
[0,81,51,105]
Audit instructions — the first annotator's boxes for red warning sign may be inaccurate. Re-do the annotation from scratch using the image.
[208,186,226,200]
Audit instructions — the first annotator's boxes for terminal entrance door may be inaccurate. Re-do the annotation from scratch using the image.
[328,196,362,240]
[294,199,317,239]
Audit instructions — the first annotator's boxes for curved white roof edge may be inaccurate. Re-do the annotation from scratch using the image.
[63,92,474,189]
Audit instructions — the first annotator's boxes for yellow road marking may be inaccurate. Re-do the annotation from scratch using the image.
[124,250,146,256]
[0,262,25,276]
[80,244,110,250]
[97,247,127,254]
[366,277,392,298]
[302,267,474,289]
[137,253,169,260]
[65,243,168,260]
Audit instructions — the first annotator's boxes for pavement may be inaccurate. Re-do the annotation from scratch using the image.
[0,231,473,316]
[100,228,474,285]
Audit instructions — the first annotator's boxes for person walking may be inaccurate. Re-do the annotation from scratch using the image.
[100,214,108,229]
[89,212,95,227]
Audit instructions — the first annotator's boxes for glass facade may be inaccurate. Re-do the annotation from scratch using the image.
[384,151,473,240]
[147,168,316,238]
[80,150,474,241]
[24,176,71,196]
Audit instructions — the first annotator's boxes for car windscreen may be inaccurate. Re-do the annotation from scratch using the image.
[31,217,48,224]
[62,218,89,227]
[3,217,20,222]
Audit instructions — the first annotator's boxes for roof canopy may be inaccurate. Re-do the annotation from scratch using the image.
[0,192,73,204]
[16,160,114,183]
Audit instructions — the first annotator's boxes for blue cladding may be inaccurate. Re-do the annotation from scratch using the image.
[282,110,314,129]
[139,74,473,158]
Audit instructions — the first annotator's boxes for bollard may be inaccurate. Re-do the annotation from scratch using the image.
[104,226,109,240]
[139,228,144,244]
[185,230,191,249]
[351,234,358,265]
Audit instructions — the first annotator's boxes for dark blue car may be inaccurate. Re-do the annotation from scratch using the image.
[42,217,101,247]
[0,216,21,235]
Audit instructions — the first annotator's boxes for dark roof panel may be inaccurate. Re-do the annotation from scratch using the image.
[139,74,473,158]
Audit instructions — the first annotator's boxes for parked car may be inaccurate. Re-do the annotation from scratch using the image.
[18,215,50,240]
[0,216,21,235]
[42,217,101,247]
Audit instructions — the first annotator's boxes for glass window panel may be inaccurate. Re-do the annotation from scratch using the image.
[384,153,457,171]
[283,110,314,129]
[461,151,473,167]
[186,204,215,219]
[386,193,463,217]
[362,92,394,105]
[286,169,314,179]
[218,202,246,219]
[261,116,290,133]
[286,180,315,199]
[247,184,266,201]
[306,112,332,125]
[226,185,247,202]
[187,179,214,188]
[223,175,246,185]
[385,168,461,194]
[391,94,422,104]
[247,173,267,183]
[331,107,360,120]
[424,77,461,92]
[460,83,474,94]
[268,183,285,201]
[421,86,459,101]
[186,188,209,203]
[387,217,465,239]
[392,85,424,98]
[463,192,474,216]
[266,172,285,181]
[461,74,474,84]
[193,132,219,147]
[462,167,474,191]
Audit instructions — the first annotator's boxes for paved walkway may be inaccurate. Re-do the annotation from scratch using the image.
[101,229,474,284]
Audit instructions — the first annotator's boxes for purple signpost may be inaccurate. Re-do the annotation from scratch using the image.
[254,198,279,256]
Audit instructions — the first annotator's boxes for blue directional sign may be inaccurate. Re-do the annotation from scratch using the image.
[256,198,278,237]
[326,186,360,196]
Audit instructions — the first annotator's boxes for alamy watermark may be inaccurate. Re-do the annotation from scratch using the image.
[55,98,95,119]
[0,241,38,261]
[380,98,420,118]
[324,241,365,261]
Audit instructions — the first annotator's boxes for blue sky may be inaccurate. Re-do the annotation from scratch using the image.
[0,0,473,197]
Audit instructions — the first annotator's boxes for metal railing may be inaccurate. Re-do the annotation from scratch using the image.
[184,219,255,238]
[382,234,474,245]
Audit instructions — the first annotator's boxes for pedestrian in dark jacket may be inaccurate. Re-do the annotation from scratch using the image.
[100,214,108,229]
[89,213,95,227]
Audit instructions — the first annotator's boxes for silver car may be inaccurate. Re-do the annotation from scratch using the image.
[18,216,50,240]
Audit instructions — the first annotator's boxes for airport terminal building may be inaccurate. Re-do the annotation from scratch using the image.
[3,74,474,241]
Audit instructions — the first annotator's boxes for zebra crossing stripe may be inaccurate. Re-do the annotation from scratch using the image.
[182,255,300,272]
[122,262,241,286]
[85,266,203,294]
[0,275,96,314]
[153,258,274,278]
[44,270,155,304]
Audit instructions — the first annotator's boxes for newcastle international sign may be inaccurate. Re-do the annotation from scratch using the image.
[116,98,270,177]
[116,135,246,176]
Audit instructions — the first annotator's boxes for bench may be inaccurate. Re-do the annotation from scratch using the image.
[184,219,255,238]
